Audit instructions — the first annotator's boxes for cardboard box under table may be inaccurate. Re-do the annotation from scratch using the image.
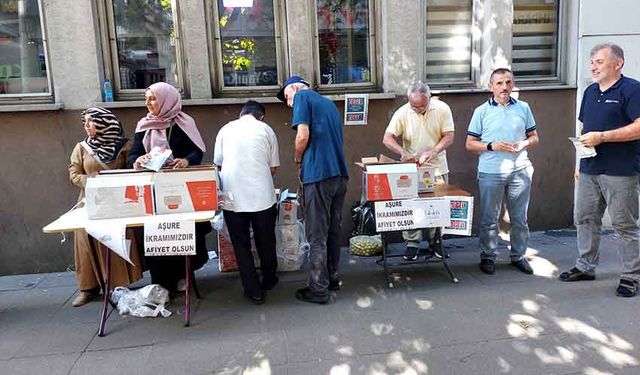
[371,183,473,288]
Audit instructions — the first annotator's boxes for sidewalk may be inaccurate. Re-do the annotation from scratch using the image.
[1,230,639,375]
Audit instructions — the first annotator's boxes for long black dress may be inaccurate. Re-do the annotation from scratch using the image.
[129,124,212,291]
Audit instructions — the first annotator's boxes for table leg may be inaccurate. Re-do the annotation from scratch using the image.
[98,243,112,337]
[435,228,458,283]
[184,256,191,327]
[381,233,394,288]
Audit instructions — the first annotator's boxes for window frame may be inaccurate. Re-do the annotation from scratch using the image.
[311,0,380,93]
[96,0,187,101]
[207,0,289,97]
[0,0,54,104]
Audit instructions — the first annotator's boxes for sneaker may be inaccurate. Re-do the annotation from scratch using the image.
[403,245,419,261]
[558,267,595,282]
[329,278,342,291]
[616,276,638,298]
[479,259,495,275]
[511,258,533,274]
[295,287,330,304]
[72,291,100,307]
[245,292,266,305]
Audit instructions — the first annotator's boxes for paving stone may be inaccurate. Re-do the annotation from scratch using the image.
[1,353,80,375]
[69,346,152,375]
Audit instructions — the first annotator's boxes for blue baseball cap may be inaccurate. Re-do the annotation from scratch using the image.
[277,75,310,102]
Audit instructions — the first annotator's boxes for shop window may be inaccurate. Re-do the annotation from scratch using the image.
[315,0,375,88]
[99,0,183,99]
[211,0,284,92]
[0,0,51,101]
[512,0,559,80]
[425,0,474,84]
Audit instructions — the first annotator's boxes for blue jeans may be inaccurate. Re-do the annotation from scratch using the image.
[478,166,533,261]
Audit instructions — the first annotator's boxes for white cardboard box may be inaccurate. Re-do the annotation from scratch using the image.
[417,166,437,193]
[85,173,155,219]
[154,167,218,214]
[362,163,418,201]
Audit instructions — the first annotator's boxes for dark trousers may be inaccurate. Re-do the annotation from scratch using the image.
[224,204,278,298]
[304,176,348,295]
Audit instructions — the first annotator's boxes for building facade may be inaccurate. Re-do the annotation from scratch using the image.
[1,0,637,275]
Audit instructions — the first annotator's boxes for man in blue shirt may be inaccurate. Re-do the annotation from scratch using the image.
[277,76,349,304]
[559,43,640,298]
[466,68,539,275]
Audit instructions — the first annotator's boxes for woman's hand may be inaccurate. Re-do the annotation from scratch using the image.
[134,154,151,170]
[169,158,189,169]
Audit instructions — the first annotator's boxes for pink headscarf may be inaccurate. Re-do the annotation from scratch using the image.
[135,82,206,153]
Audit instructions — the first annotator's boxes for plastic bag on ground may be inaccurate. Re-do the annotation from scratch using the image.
[110,284,172,318]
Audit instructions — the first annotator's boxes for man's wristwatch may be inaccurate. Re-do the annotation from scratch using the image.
[486,142,493,151]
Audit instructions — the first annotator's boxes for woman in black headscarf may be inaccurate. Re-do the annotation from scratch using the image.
[68,107,143,307]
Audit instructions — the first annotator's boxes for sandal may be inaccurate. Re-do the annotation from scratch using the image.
[616,275,639,298]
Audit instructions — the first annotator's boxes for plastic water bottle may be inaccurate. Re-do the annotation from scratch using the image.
[103,79,113,102]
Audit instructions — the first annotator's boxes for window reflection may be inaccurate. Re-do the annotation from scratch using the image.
[217,0,278,87]
[425,0,473,82]
[317,0,371,85]
[112,0,178,90]
[512,0,559,78]
[0,0,49,95]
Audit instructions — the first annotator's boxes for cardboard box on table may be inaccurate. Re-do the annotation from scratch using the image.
[85,172,155,220]
[154,166,218,214]
[356,155,418,202]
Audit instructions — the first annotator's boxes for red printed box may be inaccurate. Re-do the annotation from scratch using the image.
[154,167,218,214]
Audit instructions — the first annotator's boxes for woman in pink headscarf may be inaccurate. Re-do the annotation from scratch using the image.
[129,82,211,293]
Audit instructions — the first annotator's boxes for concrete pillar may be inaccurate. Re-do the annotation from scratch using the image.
[42,0,101,109]
[179,0,213,99]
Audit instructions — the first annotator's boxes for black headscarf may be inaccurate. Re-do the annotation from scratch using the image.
[82,107,127,163]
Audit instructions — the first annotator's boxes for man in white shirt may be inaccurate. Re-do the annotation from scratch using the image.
[213,100,280,304]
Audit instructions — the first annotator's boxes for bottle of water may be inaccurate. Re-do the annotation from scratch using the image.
[103,79,113,102]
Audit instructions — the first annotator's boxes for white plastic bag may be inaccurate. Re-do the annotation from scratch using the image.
[110,284,172,318]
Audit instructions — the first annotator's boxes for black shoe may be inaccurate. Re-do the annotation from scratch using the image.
[558,267,595,282]
[511,258,533,274]
[244,292,266,305]
[295,287,329,304]
[329,278,342,291]
[261,276,279,291]
[403,246,419,261]
[479,259,495,275]
[616,276,638,297]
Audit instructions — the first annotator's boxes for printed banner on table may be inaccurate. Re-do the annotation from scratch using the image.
[344,94,368,125]
[374,198,449,232]
[443,196,474,236]
[144,218,196,256]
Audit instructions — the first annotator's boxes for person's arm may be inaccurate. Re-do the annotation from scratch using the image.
[419,131,454,165]
[129,131,146,169]
[382,131,416,162]
[294,124,309,164]
[513,130,539,152]
[580,117,640,147]
[270,167,277,175]
[69,144,88,188]
[466,135,516,153]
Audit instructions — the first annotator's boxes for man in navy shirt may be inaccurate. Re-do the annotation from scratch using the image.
[559,43,640,298]
[278,76,349,304]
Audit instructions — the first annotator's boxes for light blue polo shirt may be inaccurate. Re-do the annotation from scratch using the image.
[467,97,537,174]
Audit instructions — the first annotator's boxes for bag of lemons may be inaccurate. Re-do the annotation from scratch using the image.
[349,235,383,256]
